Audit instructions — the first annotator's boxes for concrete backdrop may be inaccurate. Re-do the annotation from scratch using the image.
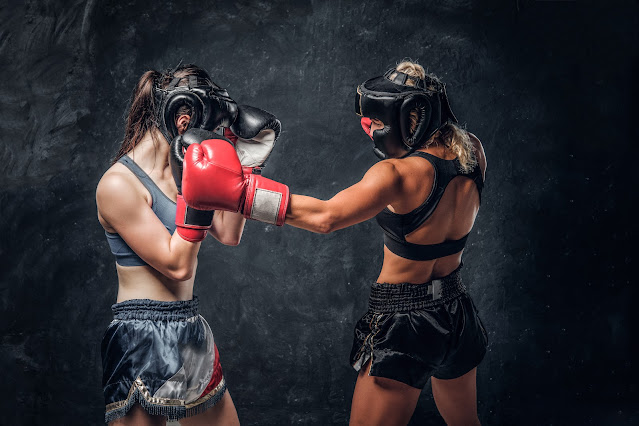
[0,0,636,424]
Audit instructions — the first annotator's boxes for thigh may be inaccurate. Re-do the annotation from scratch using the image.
[179,391,239,426]
[350,360,422,426]
[434,294,488,380]
[431,367,480,426]
[109,404,166,426]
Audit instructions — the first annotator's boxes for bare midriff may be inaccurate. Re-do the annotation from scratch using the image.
[114,259,197,303]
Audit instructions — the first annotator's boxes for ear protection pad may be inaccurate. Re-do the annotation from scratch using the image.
[162,90,204,140]
[400,94,437,148]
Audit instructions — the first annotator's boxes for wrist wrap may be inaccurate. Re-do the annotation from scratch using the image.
[175,195,214,242]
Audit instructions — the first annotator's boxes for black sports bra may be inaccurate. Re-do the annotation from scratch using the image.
[375,151,484,261]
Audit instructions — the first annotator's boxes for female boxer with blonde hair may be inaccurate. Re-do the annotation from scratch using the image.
[171,60,488,425]
[96,64,282,425]
[288,61,488,426]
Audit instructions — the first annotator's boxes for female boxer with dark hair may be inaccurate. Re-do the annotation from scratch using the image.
[96,64,283,425]
[176,60,487,426]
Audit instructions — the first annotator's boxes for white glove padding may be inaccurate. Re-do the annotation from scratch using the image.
[234,129,277,168]
[227,105,281,167]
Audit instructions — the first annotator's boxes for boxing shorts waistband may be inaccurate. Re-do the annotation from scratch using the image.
[111,297,199,320]
[369,267,466,313]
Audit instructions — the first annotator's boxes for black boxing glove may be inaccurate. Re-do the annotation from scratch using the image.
[227,105,282,168]
[170,129,220,242]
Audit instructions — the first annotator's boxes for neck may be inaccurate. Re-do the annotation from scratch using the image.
[127,129,170,172]
[419,141,456,160]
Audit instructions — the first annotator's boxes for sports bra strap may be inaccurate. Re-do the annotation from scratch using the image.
[105,156,177,267]
[375,150,483,261]
[119,156,162,203]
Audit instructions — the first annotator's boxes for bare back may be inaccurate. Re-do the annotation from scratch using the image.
[377,135,486,284]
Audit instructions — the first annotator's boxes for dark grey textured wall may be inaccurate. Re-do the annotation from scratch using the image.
[0,0,636,425]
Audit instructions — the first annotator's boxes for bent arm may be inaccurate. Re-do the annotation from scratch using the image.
[208,211,246,246]
[96,173,200,281]
[285,161,402,233]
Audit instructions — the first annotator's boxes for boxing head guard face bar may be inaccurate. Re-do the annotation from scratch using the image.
[154,75,238,144]
[355,68,458,160]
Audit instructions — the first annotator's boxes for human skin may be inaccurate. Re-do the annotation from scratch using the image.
[96,115,244,425]
[285,121,487,425]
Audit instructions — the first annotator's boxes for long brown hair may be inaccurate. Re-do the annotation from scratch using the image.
[112,64,213,164]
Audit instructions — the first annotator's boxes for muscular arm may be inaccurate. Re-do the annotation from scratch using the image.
[96,172,200,281]
[208,211,246,246]
[468,132,487,180]
[285,161,402,233]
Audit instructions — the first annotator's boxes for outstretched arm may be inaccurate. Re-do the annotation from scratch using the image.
[285,161,402,233]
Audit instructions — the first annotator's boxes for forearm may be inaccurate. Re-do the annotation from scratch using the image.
[285,162,401,234]
[285,194,335,234]
[161,233,202,280]
[209,210,246,245]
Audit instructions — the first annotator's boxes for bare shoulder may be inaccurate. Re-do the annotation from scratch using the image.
[467,132,487,178]
[395,153,436,180]
[467,132,486,161]
[96,164,148,227]
[368,159,400,176]
[355,159,405,195]
[96,164,138,203]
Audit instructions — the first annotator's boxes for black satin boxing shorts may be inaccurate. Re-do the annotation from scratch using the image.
[350,266,488,389]
[101,297,226,423]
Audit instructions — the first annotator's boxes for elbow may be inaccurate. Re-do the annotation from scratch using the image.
[220,234,242,246]
[216,230,243,246]
[316,222,334,234]
[166,266,194,281]
[315,213,338,234]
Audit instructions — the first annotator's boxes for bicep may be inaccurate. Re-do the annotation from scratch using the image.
[323,162,402,230]
[96,175,175,267]
[325,185,393,230]
[286,162,401,233]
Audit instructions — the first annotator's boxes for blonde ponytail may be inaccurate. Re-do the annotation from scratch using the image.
[433,123,477,172]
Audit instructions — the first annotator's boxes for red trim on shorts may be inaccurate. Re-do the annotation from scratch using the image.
[200,344,224,398]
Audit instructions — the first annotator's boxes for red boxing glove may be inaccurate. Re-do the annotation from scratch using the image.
[242,168,289,226]
[170,129,219,242]
[175,195,212,242]
[182,139,289,226]
[182,138,246,212]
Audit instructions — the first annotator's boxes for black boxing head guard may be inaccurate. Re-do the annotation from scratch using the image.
[355,68,458,160]
[154,74,238,144]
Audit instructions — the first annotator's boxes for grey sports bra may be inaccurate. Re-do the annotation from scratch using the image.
[104,156,177,267]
